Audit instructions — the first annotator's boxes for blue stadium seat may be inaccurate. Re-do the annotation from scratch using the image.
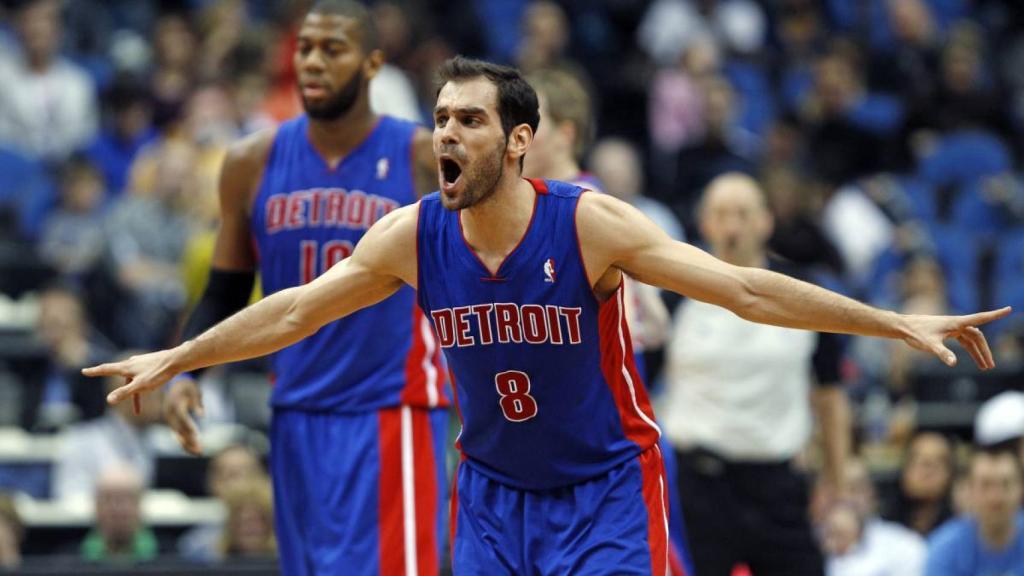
[918,131,1012,190]
[992,228,1024,337]
[900,176,939,225]
[950,180,1016,242]
[929,224,980,314]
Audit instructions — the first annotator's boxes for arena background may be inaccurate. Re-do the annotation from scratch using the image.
[0,0,1022,574]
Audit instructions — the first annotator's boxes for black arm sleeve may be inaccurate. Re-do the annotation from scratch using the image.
[180,268,255,377]
[812,331,845,387]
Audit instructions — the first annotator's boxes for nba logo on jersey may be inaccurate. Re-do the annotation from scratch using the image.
[376,157,389,180]
[543,258,556,283]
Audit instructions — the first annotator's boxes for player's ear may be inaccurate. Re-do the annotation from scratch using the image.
[363,49,384,81]
[508,124,533,163]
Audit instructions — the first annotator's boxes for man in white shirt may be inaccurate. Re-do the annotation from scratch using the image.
[662,173,852,575]
[0,0,98,163]
[54,370,162,500]
[824,458,926,576]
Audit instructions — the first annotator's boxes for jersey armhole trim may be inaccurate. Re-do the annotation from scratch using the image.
[573,190,602,307]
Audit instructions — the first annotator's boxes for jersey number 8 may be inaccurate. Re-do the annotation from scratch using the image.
[495,370,538,422]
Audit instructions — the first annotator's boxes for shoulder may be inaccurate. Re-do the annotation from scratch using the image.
[224,126,278,170]
[364,201,421,245]
[218,127,278,207]
[576,189,644,233]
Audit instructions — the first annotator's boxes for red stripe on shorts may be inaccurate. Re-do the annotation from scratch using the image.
[639,446,669,576]
[378,408,405,574]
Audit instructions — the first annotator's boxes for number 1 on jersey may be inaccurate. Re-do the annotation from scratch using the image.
[495,370,538,422]
[300,239,354,284]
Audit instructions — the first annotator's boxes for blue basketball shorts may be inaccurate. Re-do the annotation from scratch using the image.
[270,406,449,576]
[450,445,671,575]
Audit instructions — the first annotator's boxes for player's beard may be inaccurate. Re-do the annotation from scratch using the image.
[302,68,363,121]
[445,136,506,211]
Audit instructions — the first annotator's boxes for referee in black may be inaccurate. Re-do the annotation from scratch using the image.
[661,174,850,575]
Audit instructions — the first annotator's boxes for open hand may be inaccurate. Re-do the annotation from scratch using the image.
[901,306,1012,369]
[164,376,205,455]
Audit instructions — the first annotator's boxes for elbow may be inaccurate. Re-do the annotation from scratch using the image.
[725,273,762,321]
[282,291,320,340]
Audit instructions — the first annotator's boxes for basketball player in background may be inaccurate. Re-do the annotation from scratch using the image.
[89,57,1009,574]
[161,2,448,574]
[523,67,693,575]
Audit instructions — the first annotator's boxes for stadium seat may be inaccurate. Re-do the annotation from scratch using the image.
[918,131,1012,191]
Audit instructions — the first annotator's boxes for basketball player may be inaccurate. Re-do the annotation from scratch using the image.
[161,2,448,575]
[88,57,1010,574]
[523,67,693,576]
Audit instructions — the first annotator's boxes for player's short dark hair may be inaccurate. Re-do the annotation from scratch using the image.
[434,56,541,141]
[308,0,379,51]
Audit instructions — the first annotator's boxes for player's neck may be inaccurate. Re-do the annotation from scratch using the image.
[306,103,378,169]
[461,176,535,260]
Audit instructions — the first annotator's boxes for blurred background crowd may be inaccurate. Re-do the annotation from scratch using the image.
[0,0,1022,573]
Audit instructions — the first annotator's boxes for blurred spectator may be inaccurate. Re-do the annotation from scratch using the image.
[590,137,685,242]
[0,493,22,570]
[38,156,109,278]
[220,477,276,560]
[975,391,1024,467]
[648,36,719,157]
[80,464,158,563]
[925,447,1024,574]
[178,444,267,561]
[54,361,161,500]
[886,255,952,393]
[183,84,241,148]
[149,12,197,129]
[868,0,941,104]
[195,0,250,83]
[671,76,758,235]
[886,431,955,536]
[663,174,849,575]
[104,139,200,347]
[799,43,905,184]
[86,75,157,196]
[774,0,829,115]
[763,166,845,275]
[369,3,423,123]
[823,458,926,576]
[910,23,1006,137]
[31,283,113,429]
[0,0,98,163]
[523,67,595,183]
[638,0,767,66]
[516,1,571,73]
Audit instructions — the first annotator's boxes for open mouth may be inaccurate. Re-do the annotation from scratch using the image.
[440,157,463,188]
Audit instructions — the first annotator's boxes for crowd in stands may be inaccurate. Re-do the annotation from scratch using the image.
[0,0,1022,573]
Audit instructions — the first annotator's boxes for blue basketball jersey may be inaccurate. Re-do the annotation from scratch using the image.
[251,115,446,412]
[416,178,661,490]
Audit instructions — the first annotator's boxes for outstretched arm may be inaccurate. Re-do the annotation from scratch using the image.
[85,204,420,404]
[577,193,1011,369]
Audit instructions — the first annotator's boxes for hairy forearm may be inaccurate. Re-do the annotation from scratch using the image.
[735,268,910,339]
[169,287,317,373]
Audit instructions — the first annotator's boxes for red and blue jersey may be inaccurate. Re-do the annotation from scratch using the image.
[416,178,661,490]
[251,115,446,412]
